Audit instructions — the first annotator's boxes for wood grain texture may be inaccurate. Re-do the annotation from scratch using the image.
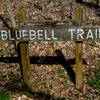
[19,42,32,88]
[20,20,77,41]
[17,8,26,24]
[75,6,83,26]
[75,41,83,89]
[75,6,83,89]
[17,8,32,89]
[0,20,100,41]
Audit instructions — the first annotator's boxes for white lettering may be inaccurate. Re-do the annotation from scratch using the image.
[29,30,36,40]
[95,29,98,39]
[99,29,100,39]
[15,30,22,40]
[86,29,93,39]
[68,29,75,40]
[22,30,28,40]
[77,29,84,40]
[38,30,43,40]
[52,30,58,40]
[8,30,15,40]
[1,30,8,40]
[44,30,51,40]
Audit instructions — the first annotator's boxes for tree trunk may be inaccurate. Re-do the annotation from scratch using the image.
[5,0,16,28]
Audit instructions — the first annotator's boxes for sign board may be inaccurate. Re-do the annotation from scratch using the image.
[0,21,100,41]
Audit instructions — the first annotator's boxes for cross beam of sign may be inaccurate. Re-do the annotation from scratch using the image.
[0,21,100,41]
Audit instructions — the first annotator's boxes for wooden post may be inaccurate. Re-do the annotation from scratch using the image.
[17,8,26,24]
[17,8,32,89]
[19,42,32,88]
[0,0,2,3]
[75,6,83,89]
[75,6,83,26]
[75,41,83,89]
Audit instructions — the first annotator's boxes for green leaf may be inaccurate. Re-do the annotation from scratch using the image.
[0,92,11,100]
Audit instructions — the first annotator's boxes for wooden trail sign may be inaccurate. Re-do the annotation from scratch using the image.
[1,21,100,41]
[1,5,99,91]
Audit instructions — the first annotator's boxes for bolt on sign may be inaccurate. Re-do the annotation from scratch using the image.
[0,21,100,41]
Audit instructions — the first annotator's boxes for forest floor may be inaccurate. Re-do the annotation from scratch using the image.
[0,0,100,100]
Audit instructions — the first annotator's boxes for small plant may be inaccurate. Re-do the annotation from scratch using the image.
[9,64,13,68]
[37,59,42,63]
[63,79,68,88]
[0,51,3,55]
[57,96,66,100]
[33,84,39,88]
[88,68,100,89]
[54,42,59,47]
[0,74,8,79]
[90,41,100,48]
[25,92,32,98]
[58,68,65,74]
[59,74,65,78]
[9,51,17,56]
[23,82,28,88]
[15,65,20,71]
[66,75,71,81]
[0,92,11,100]
[75,91,80,96]
[63,75,71,88]
[97,90,100,94]
[89,78,100,89]
[41,80,46,86]
[90,41,97,47]
[0,44,2,48]
[51,93,56,99]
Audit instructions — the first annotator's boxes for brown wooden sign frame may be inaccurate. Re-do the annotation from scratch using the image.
[1,23,100,41]
[1,6,97,91]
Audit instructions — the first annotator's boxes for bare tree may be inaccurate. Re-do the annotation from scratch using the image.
[5,0,18,49]
[5,0,17,28]
[41,0,45,12]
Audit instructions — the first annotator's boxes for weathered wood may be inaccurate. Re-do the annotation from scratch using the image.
[0,0,2,3]
[75,6,83,89]
[75,41,83,89]
[75,6,83,26]
[19,42,32,88]
[0,22,2,30]
[17,8,32,89]
[16,8,26,47]
[17,8,26,24]
[0,20,100,41]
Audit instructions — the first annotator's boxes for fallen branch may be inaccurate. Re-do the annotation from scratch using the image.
[0,76,22,90]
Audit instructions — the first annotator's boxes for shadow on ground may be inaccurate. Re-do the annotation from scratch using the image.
[0,50,87,84]
[0,50,87,100]
[76,0,100,8]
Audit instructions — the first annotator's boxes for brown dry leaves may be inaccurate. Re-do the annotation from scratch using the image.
[0,0,100,100]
